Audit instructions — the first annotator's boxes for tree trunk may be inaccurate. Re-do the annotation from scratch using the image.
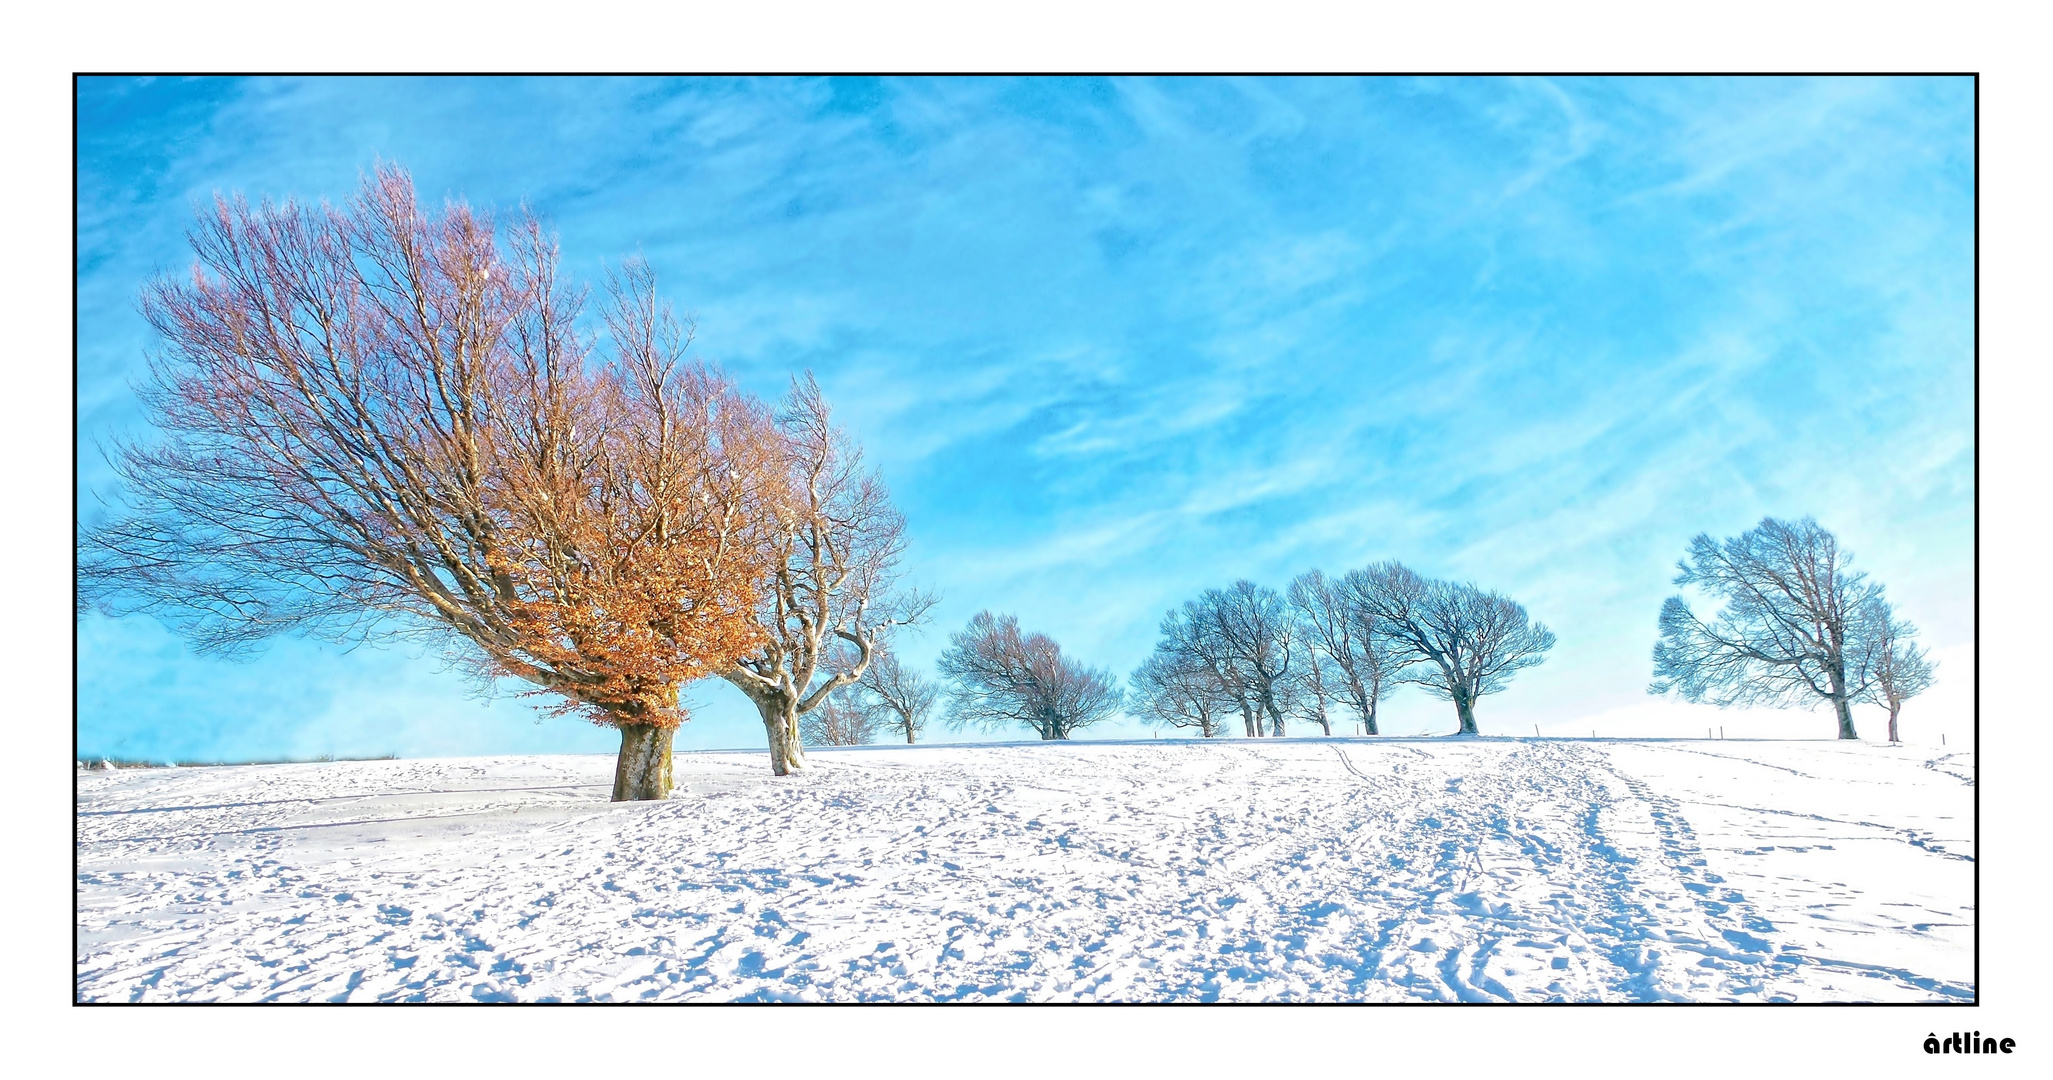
[1453,693,1479,735]
[1240,699,1259,738]
[1257,689,1287,737]
[1832,695,1859,740]
[1363,700,1379,736]
[904,719,917,745]
[1315,715,1333,737]
[1887,701,1900,744]
[1031,708,1057,740]
[755,696,808,775]
[612,723,675,802]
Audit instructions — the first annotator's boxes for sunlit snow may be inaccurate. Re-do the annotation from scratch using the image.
[75,737,1973,1002]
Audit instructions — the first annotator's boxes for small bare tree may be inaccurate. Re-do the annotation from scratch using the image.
[856,650,939,744]
[937,611,1122,740]
[717,376,933,775]
[77,167,778,801]
[1854,599,1936,744]
[798,688,883,747]
[1342,562,1554,735]
[1129,650,1233,738]
[1650,517,1881,740]
[1288,568,1399,735]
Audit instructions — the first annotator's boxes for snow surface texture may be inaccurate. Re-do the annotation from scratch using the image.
[76,738,1974,1002]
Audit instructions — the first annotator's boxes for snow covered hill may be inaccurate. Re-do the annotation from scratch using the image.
[75,737,1974,1002]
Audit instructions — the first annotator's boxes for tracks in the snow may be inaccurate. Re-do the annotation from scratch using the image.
[76,742,1973,1003]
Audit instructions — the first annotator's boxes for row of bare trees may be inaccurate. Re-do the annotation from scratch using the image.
[1133,565,1556,738]
[832,517,1937,747]
[1650,517,1935,741]
[78,166,926,800]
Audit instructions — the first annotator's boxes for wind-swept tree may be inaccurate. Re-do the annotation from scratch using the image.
[1342,562,1554,735]
[1650,517,1882,740]
[1854,598,1936,745]
[1288,568,1399,735]
[938,611,1122,740]
[856,650,940,744]
[77,167,779,801]
[1129,650,1233,738]
[716,376,934,775]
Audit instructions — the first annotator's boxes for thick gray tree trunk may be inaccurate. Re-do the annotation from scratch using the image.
[753,696,808,775]
[1887,701,1901,744]
[613,723,675,801]
[1832,695,1859,740]
[1452,691,1479,735]
[1261,691,1288,737]
[1362,700,1379,736]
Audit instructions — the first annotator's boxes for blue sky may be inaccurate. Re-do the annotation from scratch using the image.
[76,76,1975,761]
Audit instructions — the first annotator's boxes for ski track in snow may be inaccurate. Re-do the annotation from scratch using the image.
[74,739,1974,1003]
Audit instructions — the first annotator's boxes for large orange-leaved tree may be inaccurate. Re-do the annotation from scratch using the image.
[79,166,780,800]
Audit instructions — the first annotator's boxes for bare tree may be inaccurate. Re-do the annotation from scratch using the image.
[1650,517,1882,740]
[798,688,883,747]
[1197,580,1297,736]
[1288,568,1399,735]
[77,167,778,801]
[1854,599,1936,744]
[1129,650,1233,738]
[937,611,1122,740]
[856,649,939,744]
[717,375,934,775]
[1343,562,1554,735]
[1155,601,1261,737]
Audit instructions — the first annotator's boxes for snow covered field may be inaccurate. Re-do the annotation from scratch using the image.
[75,737,1974,1003]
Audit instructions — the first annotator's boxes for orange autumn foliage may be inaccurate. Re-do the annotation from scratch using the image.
[479,304,785,728]
[81,165,779,733]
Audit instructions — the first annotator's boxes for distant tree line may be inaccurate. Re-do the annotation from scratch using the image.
[808,517,1940,750]
[1130,564,1555,738]
[806,564,1558,747]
